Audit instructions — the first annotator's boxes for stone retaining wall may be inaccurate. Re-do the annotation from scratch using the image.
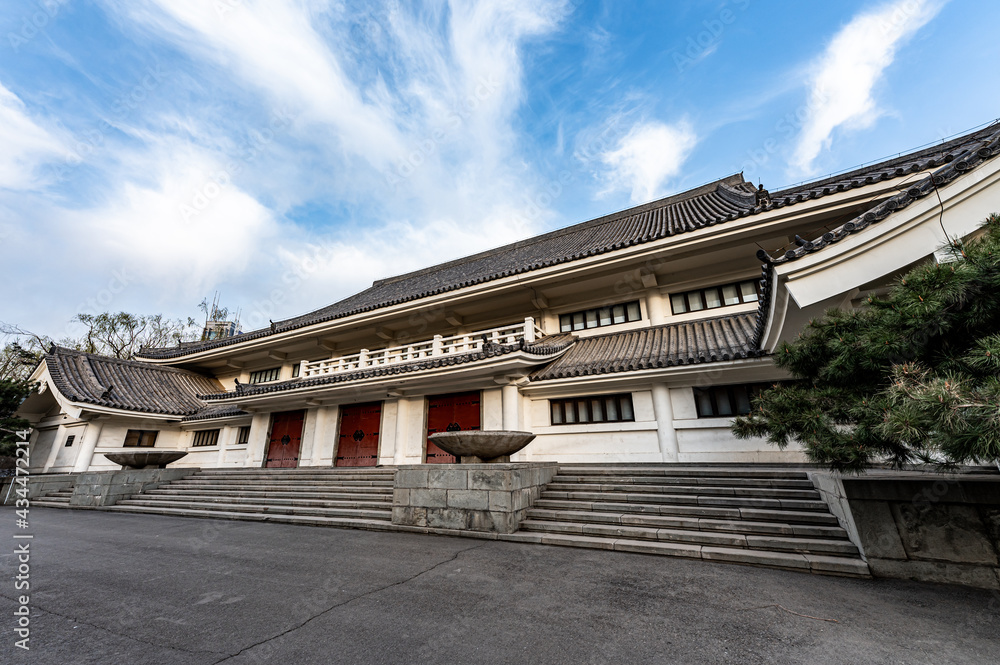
[393,462,558,533]
[70,468,194,507]
[811,471,1000,589]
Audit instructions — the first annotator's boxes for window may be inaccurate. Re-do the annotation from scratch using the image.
[693,383,775,418]
[124,430,158,448]
[292,363,301,378]
[670,280,759,315]
[236,426,251,445]
[191,429,220,447]
[64,435,75,447]
[559,301,642,332]
[248,367,281,384]
[551,394,635,425]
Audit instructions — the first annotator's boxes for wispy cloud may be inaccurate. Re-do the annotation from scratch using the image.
[599,120,698,203]
[0,81,65,191]
[790,0,944,176]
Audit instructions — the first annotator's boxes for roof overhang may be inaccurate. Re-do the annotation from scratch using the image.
[759,155,1000,352]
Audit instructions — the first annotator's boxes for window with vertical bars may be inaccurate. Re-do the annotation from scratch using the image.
[559,301,641,332]
[236,426,251,445]
[191,429,220,447]
[669,280,759,315]
[248,367,281,384]
[692,383,775,418]
[124,430,158,448]
[550,394,635,425]
[64,435,75,447]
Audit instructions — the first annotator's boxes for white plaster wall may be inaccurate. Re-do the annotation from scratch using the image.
[29,427,58,473]
[395,396,426,464]
[482,387,503,430]
[378,400,398,465]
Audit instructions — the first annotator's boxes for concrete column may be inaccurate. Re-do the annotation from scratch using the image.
[397,396,426,464]
[42,424,66,473]
[313,405,339,466]
[215,426,235,468]
[501,384,520,430]
[298,408,319,466]
[646,290,667,325]
[378,400,399,466]
[245,412,272,467]
[650,383,679,462]
[72,421,104,473]
[392,398,409,464]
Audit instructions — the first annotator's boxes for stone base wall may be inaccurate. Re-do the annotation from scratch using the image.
[811,471,1000,589]
[392,462,558,533]
[69,468,195,507]
[0,474,79,501]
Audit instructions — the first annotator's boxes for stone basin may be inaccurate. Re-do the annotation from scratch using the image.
[428,430,536,463]
[103,451,188,469]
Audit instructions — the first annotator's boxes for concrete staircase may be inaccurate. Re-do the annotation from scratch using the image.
[506,465,869,578]
[105,468,396,531]
[32,488,74,508]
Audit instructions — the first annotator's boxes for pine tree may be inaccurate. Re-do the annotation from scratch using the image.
[733,213,1000,472]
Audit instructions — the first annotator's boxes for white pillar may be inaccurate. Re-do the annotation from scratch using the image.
[215,426,234,468]
[42,424,66,473]
[646,290,667,325]
[501,384,520,430]
[298,408,319,466]
[245,412,271,467]
[651,383,679,462]
[72,421,104,472]
[378,400,399,466]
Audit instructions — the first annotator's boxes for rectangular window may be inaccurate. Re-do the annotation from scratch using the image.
[248,367,281,384]
[669,279,761,315]
[550,394,635,425]
[692,383,775,418]
[557,301,642,333]
[292,363,301,378]
[236,426,251,445]
[124,430,157,448]
[64,435,75,447]
[191,429,220,447]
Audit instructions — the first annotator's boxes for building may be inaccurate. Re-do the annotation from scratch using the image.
[19,122,1000,474]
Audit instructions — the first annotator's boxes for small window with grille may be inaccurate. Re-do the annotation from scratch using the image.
[248,367,281,384]
[236,426,251,445]
[670,280,760,315]
[64,435,75,447]
[559,301,642,333]
[692,383,775,418]
[550,394,635,425]
[191,429,220,447]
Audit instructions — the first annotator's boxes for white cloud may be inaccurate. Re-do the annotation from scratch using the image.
[790,0,944,175]
[599,120,698,203]
[0,82,64,191]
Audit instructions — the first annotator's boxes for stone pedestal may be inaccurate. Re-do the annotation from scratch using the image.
[392,462,557,533]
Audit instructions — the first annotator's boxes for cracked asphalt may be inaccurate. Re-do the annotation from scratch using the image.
[2,507,998,664]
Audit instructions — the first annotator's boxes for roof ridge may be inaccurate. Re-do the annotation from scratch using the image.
[50,346,211,377]
[372,173,747,288]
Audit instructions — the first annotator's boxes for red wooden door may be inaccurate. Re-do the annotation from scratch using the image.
[425,391,481,464]
[336,402,382,467]
[265,411,304,468]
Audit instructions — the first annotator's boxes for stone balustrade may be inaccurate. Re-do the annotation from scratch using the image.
[300,317,543,378]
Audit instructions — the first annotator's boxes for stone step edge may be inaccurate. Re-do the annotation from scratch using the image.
[115,500,392,517]
[104,505,393,526]
[497,533,870,578]
[517,519,858,555]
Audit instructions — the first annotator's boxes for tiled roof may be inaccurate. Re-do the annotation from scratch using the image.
[750,121,1000,348]
[182,405,251,422]
[138,175,761,359]
[199,334,577,401]
[44,347,226,416]
[530,314,760,382]
[135,121,1000,362]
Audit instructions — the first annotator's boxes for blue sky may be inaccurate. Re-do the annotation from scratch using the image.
[2,0,998,340]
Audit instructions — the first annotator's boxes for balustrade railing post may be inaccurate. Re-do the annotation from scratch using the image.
[523,317,536,343]
[432,335,443,356]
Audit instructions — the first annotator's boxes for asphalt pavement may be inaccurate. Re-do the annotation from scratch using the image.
[1,506,997,664]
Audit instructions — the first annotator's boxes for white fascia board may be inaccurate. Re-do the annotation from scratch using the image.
[145,181,913,366]
[780,159,1000,310]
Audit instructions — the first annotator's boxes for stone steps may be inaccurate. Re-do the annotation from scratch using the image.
[516,467,869,578]
[33,489,74,508]
[99,468,396,528]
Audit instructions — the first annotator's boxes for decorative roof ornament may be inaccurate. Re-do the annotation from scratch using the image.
[755,183,771,207]
[99,384,115,400]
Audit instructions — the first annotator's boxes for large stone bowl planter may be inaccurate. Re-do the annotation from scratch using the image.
[428,430,536,463]
[103,451,188,470]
